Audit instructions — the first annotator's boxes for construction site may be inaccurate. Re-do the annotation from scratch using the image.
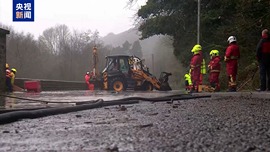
[1,27,270,151]
[2,0,270,150]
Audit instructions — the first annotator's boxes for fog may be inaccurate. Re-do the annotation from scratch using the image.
[3,23,183,89]
[102,29,184,89]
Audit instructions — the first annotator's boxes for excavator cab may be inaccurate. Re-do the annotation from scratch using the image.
[101,55,131,91]
[101,55,172,92]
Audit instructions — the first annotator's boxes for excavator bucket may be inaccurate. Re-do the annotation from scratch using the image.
[159,72,172,91]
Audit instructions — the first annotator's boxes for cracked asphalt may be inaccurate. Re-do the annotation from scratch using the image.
[1,91,270,151]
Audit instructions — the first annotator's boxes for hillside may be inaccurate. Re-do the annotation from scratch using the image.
[101,28,140,47]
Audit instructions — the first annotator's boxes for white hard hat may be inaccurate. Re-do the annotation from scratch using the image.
[86,72,90,75]
[227,36,237,43]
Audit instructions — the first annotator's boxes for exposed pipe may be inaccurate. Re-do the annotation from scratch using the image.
[0,99,104,125]
[0,94,97,104]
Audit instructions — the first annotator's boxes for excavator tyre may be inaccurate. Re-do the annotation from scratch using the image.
[109,77,127,92]
[142,81,153,91]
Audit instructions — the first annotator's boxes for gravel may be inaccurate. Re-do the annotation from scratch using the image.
[1,96,270,152]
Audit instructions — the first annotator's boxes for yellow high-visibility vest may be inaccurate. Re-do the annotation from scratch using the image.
[10,72,15,85]
[201,59,206,74]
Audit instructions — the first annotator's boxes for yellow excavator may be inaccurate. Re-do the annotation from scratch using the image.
[91,55,172,92]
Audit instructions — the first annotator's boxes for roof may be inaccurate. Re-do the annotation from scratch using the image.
[0,28,10,35]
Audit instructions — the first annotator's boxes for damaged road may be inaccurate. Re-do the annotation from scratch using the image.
[1,91,270,151]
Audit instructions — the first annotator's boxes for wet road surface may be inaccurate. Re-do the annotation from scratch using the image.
[1,91,270,151]
[0,90,183,109]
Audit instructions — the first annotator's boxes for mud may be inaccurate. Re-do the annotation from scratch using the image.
[1,94,270,151]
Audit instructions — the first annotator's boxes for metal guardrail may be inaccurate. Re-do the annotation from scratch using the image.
[15,78,87,91]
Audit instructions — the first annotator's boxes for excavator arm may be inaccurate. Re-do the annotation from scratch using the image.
[131,69,172,91]
[131,69,161,90]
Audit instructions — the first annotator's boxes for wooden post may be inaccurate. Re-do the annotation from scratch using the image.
[92,46,98,77]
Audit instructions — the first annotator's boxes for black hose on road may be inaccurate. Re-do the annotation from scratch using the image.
[0,99,104,125]
[0,93,97,104]
[75,94,208,105]
[0,107,51,114]
[0,99,140,125]
[0,94,211,125]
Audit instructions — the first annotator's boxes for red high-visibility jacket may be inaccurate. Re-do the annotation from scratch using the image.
[6,69,12,78]
[208,56,221,86]
[190,52,203,86]
[85,74,90,85]
[208,56,221,73]
[256,34,270,64]
[225,43,240,76]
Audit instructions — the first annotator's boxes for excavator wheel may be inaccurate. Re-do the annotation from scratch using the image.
[142,82,153,91]
[109,77,126,92]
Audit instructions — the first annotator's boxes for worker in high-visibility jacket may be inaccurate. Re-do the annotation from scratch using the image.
[208,50,221,91]
[85,71,94,90]
[184,71,192,91]
[11,68,17,87]
[85,71,91,90]
[190,44,203,92]
[225,36,240,92]
[5,63,13,92]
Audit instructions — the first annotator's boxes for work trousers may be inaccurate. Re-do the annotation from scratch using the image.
[6,77,13,92]
[226,62,238,91]
[259,62,270,91]
[185,80,192,91]
[191,68,200,92]
[209,72,220,91]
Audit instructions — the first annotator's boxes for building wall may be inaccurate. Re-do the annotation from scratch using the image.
[0,29,10,92]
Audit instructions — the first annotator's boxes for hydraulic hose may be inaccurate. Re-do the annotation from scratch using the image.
[0,94,97,104]
[0,107,50,114]
[77,94,211,105]
[0,99,103,125]
[0,94,211,125]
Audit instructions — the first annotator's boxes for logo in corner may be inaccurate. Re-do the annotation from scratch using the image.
[13,0,34,22]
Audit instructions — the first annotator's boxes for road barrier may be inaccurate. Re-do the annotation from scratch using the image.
[15,78,86,91]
